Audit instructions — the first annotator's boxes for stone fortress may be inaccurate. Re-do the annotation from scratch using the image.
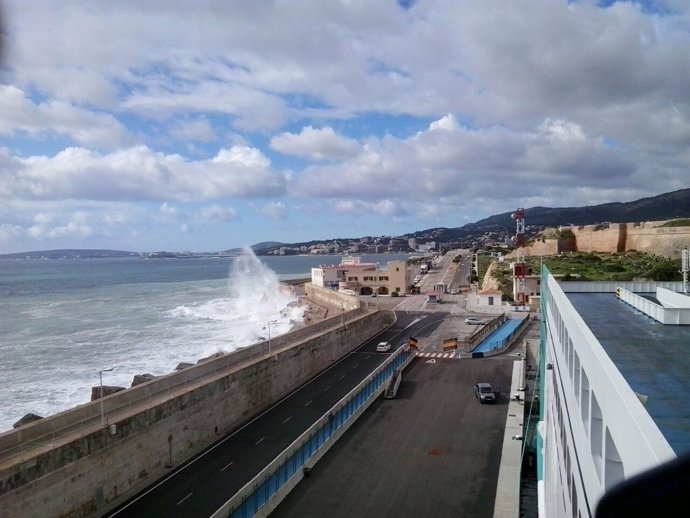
[520,219,690,258]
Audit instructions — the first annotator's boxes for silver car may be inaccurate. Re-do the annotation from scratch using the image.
[473,382,496,403]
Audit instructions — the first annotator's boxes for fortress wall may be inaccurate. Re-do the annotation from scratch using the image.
[0,310,389,518]
[523,239,559,257]
[524,221,690,258]
[625,225,690,258]
[570,224,625,253]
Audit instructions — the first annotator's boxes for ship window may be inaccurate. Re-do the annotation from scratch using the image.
[571,474,578,518]
[580,370,590,433]
[591,394,603,481]
[604,427,625,489]
[573,350,581,399]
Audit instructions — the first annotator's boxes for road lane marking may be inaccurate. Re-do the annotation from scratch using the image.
[324,385,331,392]
[255,437,265,445]
[221,461,234,472]
[282,416,292,424]
[353,363,359,369]
[339,375,345,380]
[177,493,193,505]
[305,400,313,406]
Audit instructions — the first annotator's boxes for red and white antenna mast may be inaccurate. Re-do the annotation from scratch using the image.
[512,208,527,306]
[682,247,689,294]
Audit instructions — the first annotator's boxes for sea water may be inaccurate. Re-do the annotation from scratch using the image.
[0,251,413,432]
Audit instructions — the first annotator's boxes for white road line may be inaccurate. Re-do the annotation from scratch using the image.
[353,363,359,369]
[221,461,234,472]
[255,437,265,445]
[176,493,193,505]
[324,385,331,392]
[305,400,313,406]
[339,375,345,380]
[282,416,292,424]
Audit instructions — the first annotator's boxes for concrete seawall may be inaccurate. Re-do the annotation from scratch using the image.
[0,292,390,518]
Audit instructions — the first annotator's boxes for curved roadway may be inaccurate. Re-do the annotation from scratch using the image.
[107,311,446,518]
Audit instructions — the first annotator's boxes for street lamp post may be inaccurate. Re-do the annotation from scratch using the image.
[99,367,114,425]
[267,320,278,355]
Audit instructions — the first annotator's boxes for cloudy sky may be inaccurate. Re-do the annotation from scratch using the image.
[0,0,688,254]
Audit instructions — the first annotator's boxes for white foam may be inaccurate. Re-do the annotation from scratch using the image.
[0,248,305,432]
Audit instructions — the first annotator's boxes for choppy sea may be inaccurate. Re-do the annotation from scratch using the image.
[0,251,411,432]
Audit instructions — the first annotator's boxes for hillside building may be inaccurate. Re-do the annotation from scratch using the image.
[310,256,411,296]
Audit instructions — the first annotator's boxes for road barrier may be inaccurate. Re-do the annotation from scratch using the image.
[211,347,414,518]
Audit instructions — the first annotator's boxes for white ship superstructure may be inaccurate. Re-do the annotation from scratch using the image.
[537,267,690,517]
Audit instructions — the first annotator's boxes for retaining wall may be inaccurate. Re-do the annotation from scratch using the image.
[0,309,390,518]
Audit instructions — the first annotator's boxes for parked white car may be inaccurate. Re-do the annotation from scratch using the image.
[465,317,486,325]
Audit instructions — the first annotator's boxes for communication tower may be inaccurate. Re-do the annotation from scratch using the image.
[682,247,689,294]
[511,208,527,306]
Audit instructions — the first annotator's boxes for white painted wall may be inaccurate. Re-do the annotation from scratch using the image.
[541,274,675,517]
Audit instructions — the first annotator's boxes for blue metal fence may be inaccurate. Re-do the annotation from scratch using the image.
[221,348,413,518]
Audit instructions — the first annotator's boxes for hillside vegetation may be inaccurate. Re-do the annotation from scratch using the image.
[486,251,683,301]
[537,252,682,282]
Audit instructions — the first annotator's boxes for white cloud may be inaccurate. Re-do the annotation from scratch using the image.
[27,211,94,240]
[255,201,287,221]
[428,114,459,132]
[331,199,408,218]
[1,145,285,202]
[0,0,688,251]
[168,118,218,144]
[0,224,23,244]
[270,126,359,161]
[199,204,240,222]
[0,85,133,148]
[538,119,586,142]
[159,203,181,218]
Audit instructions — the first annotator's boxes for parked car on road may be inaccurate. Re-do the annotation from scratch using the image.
[473,382,496,403]
[376,341,391,352]
[465,317,486,325]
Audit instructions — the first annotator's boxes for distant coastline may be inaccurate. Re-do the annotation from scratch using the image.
[0,249,419,261]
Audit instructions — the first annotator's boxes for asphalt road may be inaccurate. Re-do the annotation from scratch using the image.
[271,353,515,518]
[106,311,446,518]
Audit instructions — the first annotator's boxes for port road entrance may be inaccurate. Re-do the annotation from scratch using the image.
[271,354,514,518]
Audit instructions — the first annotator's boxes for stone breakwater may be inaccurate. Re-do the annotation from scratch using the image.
[0,285,380,518]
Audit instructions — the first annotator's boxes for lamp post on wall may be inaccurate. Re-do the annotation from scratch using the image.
[98,367,114,425]
[267,320,278,355]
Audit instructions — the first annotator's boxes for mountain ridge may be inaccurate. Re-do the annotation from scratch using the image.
[2,188,689,259]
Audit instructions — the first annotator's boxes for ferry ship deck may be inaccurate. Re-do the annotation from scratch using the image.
[566,292,690,455]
